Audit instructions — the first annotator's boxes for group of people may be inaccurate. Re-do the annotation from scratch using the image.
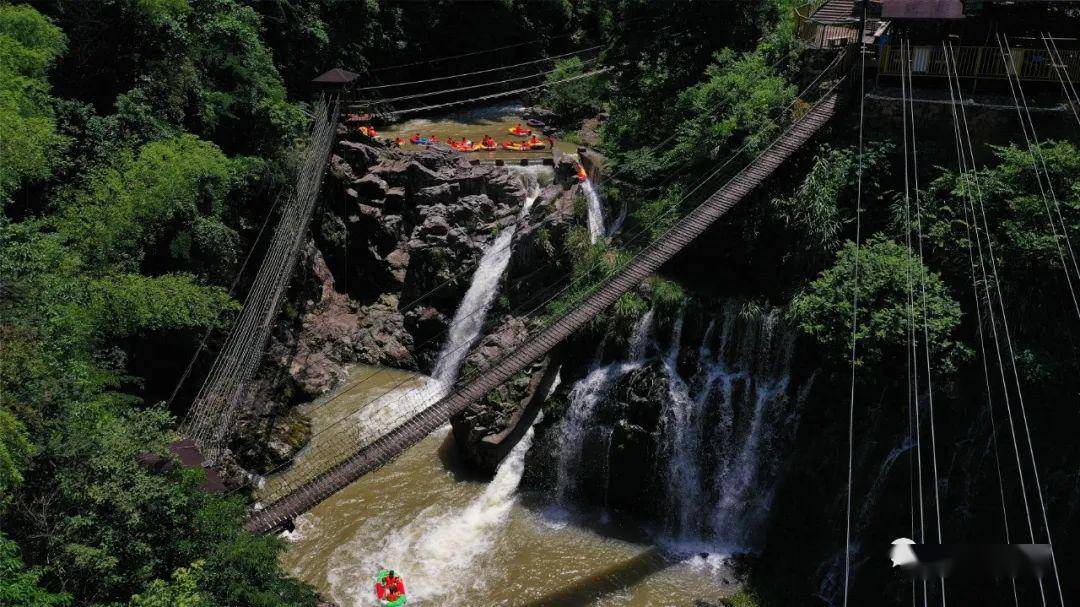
[388,125,553,153]
[374,569,406,604]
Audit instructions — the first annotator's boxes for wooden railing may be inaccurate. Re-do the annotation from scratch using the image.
[879,44,1080,81]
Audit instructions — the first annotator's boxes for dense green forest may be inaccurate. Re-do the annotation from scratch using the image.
[2,0,1078,605]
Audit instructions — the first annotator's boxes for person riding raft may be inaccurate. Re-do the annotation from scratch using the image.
[481,134,496,149]
[510,123,531,136]
[374,569,407,606]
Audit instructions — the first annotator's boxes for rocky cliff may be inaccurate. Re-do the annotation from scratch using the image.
[228,135,582,474]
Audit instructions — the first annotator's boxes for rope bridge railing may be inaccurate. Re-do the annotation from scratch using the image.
[244,55,849,533]
[182,94,341,463]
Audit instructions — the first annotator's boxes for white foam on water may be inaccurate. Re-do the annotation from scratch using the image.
[432,173,541,383]
[581,178,606,244]
[327,425,538,605]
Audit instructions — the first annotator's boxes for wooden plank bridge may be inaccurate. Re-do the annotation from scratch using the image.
[244,88,841,534]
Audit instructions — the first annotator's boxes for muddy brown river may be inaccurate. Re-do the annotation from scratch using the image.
[277,366,737,606]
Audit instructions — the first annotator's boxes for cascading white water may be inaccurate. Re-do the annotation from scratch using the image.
[560,303,804,552]
[432,171,541,383]
[580,177,606,244]
[555,309,654,503]
[329,423,539,605]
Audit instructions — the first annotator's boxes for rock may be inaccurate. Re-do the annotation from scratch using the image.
[338,140,381,169]
[231,130,578,480]
[555,153,579,184]
[355,173,389,199]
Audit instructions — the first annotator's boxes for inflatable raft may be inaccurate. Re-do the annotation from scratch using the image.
[374,569,407,606]
[508,125,532,136]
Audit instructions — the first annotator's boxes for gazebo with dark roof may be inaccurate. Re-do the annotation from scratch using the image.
[312,68,360,87]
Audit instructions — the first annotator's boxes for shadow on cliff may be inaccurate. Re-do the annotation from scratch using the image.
[515,547,673,606]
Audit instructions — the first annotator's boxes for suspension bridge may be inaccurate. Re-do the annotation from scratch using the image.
[165,12,1079,603]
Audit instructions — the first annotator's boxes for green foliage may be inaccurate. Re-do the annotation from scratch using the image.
[723,588,760,607]
[0,533,70,607]
[0,409,32,504]
[0,4,66,200]
[791,238,965,373]
[667,49,797,167]
[646,276,686,313]
[58,134,259,279]
[766,142,892,269]
[130,563,210,607]
[541,56,606,124]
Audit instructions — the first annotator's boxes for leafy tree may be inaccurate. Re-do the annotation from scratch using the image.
[542,56,606,124]
[0,408,32,506]
[57,134,261,281]
[0,4,66,201]
[665,49,796,169]
[129,564,210,607]
[791,237,965,373]
[0,533,70,607]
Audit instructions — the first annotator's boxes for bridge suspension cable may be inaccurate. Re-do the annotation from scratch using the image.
[947,40,1065,606]
[181,95,341,461]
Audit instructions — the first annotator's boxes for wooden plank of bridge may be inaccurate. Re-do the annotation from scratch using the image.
[244,92,840,535]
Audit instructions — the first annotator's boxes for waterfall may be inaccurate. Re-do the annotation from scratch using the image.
[607,198,627,237]
[555,309,654,503]
[815,439,914,605]
[581,178,606,244]
[343,171,542,446]
[583,303,803,552]
[432,171,541,383]
[336,423,539,605]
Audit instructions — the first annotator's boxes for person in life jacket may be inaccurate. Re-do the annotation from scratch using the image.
[387,571,404,591]
[527,135,543,148]
[482,135,495,148]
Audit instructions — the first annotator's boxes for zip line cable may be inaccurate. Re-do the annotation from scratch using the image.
[353,55,602,106]
[1041,33,1080,127]
[385,68,612,118]
[948,41,1064,605]
[842,22,867,607]
[900,40,930,607]
[1005,34,1080,295]
[996,35,1080,321]
[942,43,1019,606]
[239,57,851,501]
[903,38,946,576]
[353,45,605,92]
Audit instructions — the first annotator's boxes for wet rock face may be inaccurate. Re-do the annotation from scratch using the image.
[229,140,573,472]
[522,303,812,539]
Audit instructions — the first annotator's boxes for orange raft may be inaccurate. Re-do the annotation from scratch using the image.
[508,124,532,136]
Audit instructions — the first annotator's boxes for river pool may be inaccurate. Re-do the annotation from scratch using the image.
[278,366,738,606]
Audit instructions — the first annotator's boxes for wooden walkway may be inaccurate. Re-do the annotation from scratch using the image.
[244,91,840,535]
